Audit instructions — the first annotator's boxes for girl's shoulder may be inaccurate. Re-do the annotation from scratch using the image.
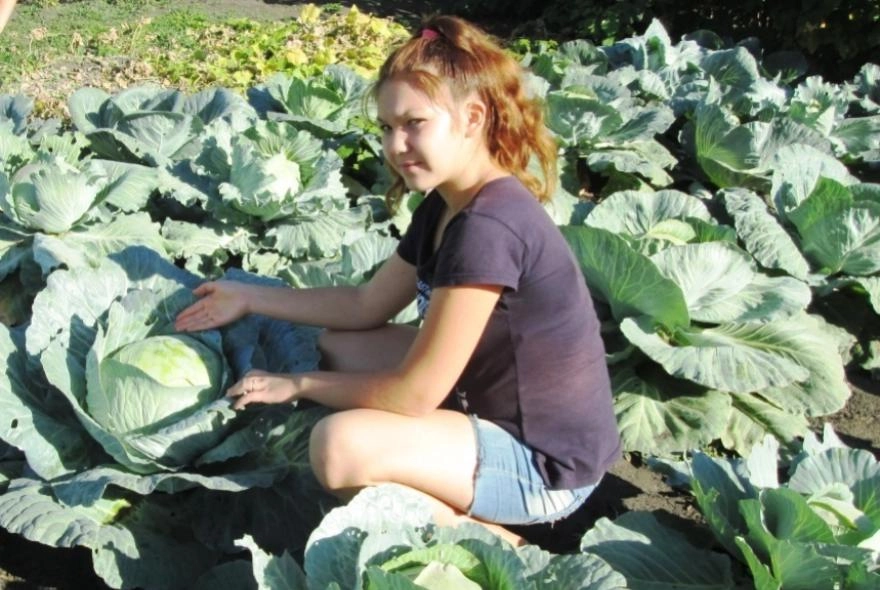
[474,175,534,201]
[466,176,549,227]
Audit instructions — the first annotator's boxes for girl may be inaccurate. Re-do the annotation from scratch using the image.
[175,15,620,545]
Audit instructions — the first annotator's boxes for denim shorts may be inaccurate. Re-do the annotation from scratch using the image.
[466,416,598,525]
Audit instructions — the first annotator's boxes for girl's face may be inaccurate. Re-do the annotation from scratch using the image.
[376,79,475,197]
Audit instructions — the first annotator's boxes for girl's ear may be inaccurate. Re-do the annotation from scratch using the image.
[462,97,489,138]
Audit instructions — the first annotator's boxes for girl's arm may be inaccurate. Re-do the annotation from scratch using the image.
[176,253,417,332]
[230,284,503,415]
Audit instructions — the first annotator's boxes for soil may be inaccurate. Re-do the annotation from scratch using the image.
[1,1,879,588]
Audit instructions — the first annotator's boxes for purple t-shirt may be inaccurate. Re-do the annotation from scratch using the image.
[396,176,620,489]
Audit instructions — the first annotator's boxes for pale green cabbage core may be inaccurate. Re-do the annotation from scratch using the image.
[93,334,225,434]
[262,153,301,196]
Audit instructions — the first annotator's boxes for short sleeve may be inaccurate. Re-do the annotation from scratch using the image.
[433,212,524,290]
[396,221,418,265]
[396,194,440,266]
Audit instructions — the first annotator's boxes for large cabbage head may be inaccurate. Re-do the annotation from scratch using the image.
[17,248,240,474]
[227,143,301,209]
[79,281,236,473]
[16,247,320,477]
[215,121,340,222]
[0,156,102,234]
[91,333,226,435]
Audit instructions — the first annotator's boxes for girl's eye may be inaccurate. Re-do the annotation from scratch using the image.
[377,119,423,133]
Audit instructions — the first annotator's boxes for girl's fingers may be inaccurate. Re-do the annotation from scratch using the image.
[227,380,245,398]
[232,392,251,410]
[175,307,200,327]
[176,302,219,331]
[230,387,265,410]
[176,285,217,329]
[175,299,208,327]
[227,373,266,409]
[192,282,215,297]
[227,382,247,409]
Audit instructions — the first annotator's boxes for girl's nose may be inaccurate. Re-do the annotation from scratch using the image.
[384,128,408,155]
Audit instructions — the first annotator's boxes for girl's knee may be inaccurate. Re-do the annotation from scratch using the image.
[309,412,369,492]
[308,414,337,489]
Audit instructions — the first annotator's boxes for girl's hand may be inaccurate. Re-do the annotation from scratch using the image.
[175,280,251,332]
[227,369,298,410]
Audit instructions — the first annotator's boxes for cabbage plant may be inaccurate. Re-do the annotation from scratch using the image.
[0,118,165,320]
[0,246,336,589]
[1,245,323,478]
[215,484,630,590]
[561,188,849,457]
[67,85,258,167]
[253,65,372,138]
[682,427,878,589]
[204,484,745,589]
[161,118,372,279]
[18,247,238,474]
[582,428,880,590]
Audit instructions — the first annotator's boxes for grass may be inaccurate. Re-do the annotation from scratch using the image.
[1,0,174,80]
[0,0,232,115]
[0,0,409,118]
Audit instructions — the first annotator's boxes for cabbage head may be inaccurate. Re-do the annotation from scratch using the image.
[7,246,320,476]
[226,145,302,214]
[91,334,227,435]
[216,121,339,222]
[18,249,239,474]
[0,156,101,234]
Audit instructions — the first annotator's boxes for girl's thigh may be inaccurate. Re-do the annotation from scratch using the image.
[309,408,477,512]
[318,324,418,372]
[310,410,596,527]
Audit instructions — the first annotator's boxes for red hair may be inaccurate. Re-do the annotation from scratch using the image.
[374,15,558,210]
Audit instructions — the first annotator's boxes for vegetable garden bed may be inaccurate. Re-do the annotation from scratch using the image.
[0,1,878,588]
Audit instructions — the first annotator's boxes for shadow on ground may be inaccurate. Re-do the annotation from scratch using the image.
[263,0,444,25]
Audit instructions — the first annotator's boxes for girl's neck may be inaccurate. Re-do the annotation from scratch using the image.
[435,158,509,214]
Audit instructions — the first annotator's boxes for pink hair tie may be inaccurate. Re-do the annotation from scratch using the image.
[420,28,440,40]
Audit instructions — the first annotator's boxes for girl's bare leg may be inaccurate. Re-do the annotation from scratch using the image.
[317,324,418,372]
[411,488,526,546]
[313,324,524,545]
[309,407,524,546]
